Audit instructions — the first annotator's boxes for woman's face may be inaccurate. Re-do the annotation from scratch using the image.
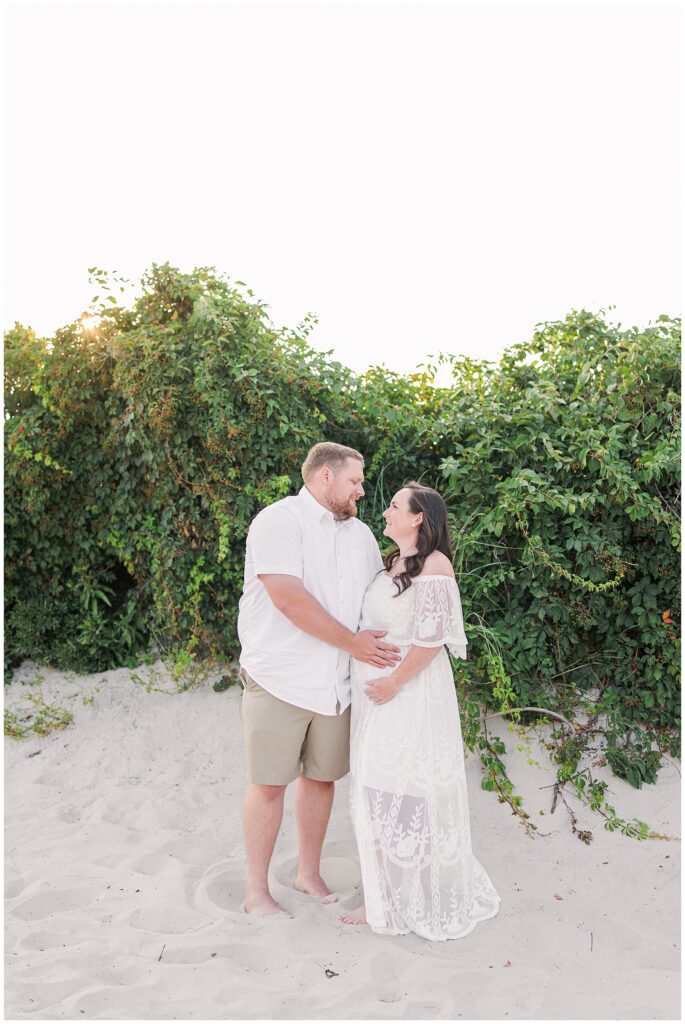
[383,488,422,544]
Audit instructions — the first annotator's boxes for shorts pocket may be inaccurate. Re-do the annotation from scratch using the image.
[240,668,264,694]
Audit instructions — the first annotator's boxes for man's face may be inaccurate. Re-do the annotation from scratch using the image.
[325,458,365,520]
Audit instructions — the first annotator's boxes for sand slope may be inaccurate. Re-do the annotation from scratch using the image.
[4,661,680,1020]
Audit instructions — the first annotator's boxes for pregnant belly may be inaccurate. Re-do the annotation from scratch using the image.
[351,639,413,686]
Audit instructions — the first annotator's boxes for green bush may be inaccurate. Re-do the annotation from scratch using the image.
[5,265,680,815]
[432,311,681,743]
[5,265,356,669]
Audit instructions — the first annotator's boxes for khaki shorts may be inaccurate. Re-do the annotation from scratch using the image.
[239,668,351,785]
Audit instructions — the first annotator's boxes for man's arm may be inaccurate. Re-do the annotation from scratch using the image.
[259,574,401,669]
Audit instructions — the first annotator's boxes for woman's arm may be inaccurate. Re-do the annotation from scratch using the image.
[365,561,460,704]
[364,644,443,704]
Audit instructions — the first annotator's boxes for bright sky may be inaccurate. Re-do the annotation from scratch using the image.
[4,1,681,380]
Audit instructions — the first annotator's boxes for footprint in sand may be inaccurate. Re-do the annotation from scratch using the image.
[91,852,124,869]
[69,987,134,1019]
[128,903,210,934]
[132,851,187,877]
[10,886,100,921]
[401,1002,443,1020]
[159,941,290,970]
[16,929,84,952]
[8,977,87,1017]
[5,872,26,899]
[593,918,677,966]
[371,950,402,1003]
[162,834,230,866]
[33,771,63,788]
[193,862,250,916]
[69,986,200,1021]
[57,807,81,824]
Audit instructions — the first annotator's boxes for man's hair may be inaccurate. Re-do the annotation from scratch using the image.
[301,442,364,483]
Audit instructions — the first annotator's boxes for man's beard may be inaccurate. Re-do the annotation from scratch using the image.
[328,496,358,521]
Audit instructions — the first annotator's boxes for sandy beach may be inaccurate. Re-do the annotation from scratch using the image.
[4,660,680,1021]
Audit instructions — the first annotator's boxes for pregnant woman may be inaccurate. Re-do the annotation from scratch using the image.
[340,482,500,940]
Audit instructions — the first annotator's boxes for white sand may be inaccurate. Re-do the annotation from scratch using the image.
[4,660,680,1021]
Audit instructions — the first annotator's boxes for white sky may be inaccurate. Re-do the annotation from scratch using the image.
[4,2,681,380]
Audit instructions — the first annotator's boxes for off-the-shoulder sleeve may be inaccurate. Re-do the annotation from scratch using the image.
[410,576,468,659]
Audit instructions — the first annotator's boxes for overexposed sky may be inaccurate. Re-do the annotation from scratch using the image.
[4,2,681,378]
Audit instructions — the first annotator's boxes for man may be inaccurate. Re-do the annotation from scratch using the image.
[237,441,401,916]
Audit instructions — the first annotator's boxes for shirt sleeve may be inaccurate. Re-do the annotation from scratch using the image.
[410,576,469,659]
[247,505,304,578]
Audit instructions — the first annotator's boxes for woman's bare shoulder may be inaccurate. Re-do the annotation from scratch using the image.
[418,550,455,579]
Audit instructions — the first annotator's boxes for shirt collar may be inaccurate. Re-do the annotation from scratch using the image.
[298,485,333,523]
[298,485,353,527]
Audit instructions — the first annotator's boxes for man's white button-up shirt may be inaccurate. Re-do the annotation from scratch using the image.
[237,486,384,715]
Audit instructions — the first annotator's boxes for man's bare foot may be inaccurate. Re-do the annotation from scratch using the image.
[293,874,337,905]
[244,892,286,916]
[339,904,367,925]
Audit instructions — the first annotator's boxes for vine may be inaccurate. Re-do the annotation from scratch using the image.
[4,271,679,847]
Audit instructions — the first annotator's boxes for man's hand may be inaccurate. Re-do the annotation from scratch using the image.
[348,630,401,668]
[258,576,402,666]
[365,675,401,705]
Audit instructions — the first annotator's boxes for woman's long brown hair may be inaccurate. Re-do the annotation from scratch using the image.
[384,481,453,595]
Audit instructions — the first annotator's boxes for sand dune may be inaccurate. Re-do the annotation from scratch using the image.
[4,660,680,1020]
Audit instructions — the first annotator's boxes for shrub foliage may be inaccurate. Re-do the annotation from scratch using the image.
[5,265,680,823]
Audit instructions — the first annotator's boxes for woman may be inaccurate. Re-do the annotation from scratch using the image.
[340,482,500,940]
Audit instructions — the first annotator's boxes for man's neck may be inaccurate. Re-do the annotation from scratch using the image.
[303,484,331,512]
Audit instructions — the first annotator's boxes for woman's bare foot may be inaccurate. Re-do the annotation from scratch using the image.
[244,892,286,916]
[339,904,367,925]
[293,874,337,904]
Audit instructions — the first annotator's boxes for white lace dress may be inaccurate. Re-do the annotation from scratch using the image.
[349,572,500,941]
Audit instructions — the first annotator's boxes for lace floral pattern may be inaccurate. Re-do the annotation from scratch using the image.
[349,573,500,941]
[411,575,468,659]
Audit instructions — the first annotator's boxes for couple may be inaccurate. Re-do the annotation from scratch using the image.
[236,441,500,941]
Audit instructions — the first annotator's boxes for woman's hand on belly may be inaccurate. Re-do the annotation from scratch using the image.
[364,674,402,705]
